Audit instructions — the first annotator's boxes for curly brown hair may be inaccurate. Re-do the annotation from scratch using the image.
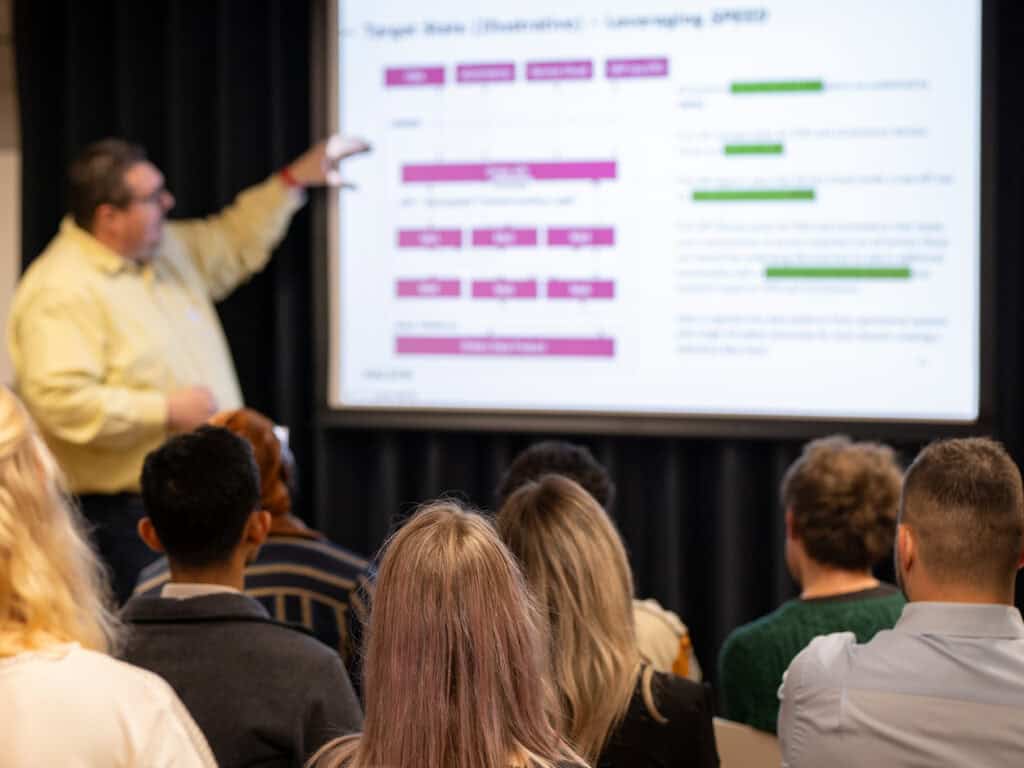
[781,436,903,571]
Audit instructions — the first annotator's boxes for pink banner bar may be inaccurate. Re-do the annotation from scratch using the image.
[471,280,538,299]
[396,229,462,248]
[402,161,616,183]
[396,336,615,357]
[526,60,593,81]
[547,227,616,247]
[547,280,615,299]
[385,66,445,87]
[395,279,461,298]
[606,58,669,79]
[457,62,515,83]
[471,228,538,247]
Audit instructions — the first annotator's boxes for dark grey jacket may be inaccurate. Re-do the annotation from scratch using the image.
[120,592,362,768]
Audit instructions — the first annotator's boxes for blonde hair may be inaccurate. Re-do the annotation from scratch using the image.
[311,501,583,768]
[0,387,119,657]
[497,475,641,763]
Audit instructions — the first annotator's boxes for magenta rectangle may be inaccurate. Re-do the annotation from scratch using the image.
[395,336,615,357]
[396,229,462,248]
[606,58,669,79]
[402,161,616,183]
[547,280,615,299]
[395,279,461,298]
[547,227,616,247]
[385,66,445,87]
[526,60,593,81]
[456,63,515,83]
[471,280,538,299]
[471,228,538,247]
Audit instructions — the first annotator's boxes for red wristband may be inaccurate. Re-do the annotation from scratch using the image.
[279,166,301,189]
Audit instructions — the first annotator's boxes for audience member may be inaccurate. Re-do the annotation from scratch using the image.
[779,437,1024,765]
[497,475,719,768]
[718,436,904,732]
[311,501,585,768]
[120,426,362,768]
[0,387,215,767]
[134,408,373,666]
[497,439,702,681]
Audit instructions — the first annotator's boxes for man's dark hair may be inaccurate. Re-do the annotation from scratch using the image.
[496,440,615,511]
[901,437,1024,588]
[67,138,148,231]
[782,435,903,571]
[141,426,261,568]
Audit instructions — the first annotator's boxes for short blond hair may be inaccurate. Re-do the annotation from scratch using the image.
[0,387,119,656]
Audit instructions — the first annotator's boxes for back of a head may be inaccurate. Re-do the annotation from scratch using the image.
[497,440,615,511]
[782,435,903,571]
[901,437,1024,591]
[141,426,260,568]
[209,408,291,518]
[496,474,638,763]
[323,501,572,768]
[68,138,147,231]
[0,387,117,655]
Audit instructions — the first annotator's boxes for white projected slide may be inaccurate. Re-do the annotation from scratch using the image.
[330,0,982,422]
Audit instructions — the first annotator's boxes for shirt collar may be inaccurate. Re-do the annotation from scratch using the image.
[160,582,242,600]
[60,216,136,275]
[896,602,1024,639]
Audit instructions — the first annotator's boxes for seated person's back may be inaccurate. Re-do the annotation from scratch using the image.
[120,426,362,768]
[718,436,904,732]
[779,437,1024,766]
[497,474,719,768]
[497,439,703,681]
[0,386,215,768]
[134,408,373,665]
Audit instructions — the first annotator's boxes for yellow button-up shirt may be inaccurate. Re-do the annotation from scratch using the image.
[7,174,304,493]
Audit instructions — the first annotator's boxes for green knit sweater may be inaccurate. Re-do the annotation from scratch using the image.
[717,584,904,733]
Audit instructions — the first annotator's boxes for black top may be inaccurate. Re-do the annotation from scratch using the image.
[120,592,362,768]
[597,668,719,768]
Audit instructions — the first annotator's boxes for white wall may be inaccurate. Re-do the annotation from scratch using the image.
[0,0,19,386]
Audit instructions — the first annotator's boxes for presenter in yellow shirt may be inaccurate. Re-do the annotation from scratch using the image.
[7,135,368,602]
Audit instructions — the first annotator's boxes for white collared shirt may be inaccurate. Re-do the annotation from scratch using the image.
[161,582,242,600]
[779,602,1024,767]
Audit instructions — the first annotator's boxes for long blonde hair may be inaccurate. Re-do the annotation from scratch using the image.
[311,501,584,768]
[497,475,641,763]
[0,387,119,656]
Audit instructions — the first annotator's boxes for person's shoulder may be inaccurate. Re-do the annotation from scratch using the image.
[721,600,797,656]
[68,646,187,702]
[785,630,858,686]
[647,667,708,711]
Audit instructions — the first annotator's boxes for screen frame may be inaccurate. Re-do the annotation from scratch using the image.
[313,0,996,441]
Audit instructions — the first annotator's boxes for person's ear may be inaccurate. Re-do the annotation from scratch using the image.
[897,523,915,574]
[244,509,272,548]
[91,203,121,232]
[137,517,165,554]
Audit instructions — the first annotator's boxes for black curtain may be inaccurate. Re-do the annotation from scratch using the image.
[15,1,1024,685]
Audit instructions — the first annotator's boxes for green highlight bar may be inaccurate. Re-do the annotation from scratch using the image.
[724,143,784,156]
[693,189,814,202]
[731,80,824,94]
[765,267,912,279]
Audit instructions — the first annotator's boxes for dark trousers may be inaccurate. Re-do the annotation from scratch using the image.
[78,493,160,605]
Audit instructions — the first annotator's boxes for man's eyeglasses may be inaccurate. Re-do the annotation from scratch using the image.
[129,185,170,206]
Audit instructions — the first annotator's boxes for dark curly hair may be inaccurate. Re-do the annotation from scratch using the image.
[495,440,615,511]
[782,435,902,571]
